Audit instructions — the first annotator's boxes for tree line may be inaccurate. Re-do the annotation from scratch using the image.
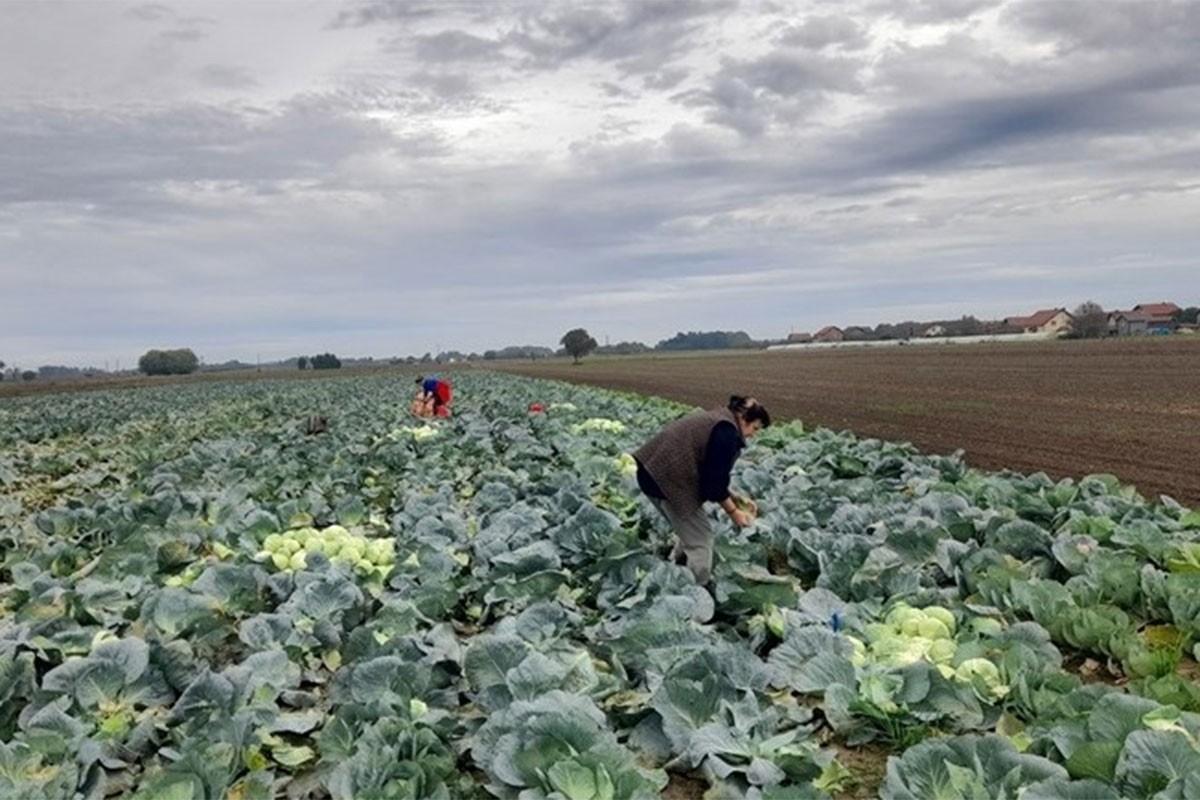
[0,359,36,382]
[296,353,342,370]
[130,349,347,376]
[12,302,1198,380]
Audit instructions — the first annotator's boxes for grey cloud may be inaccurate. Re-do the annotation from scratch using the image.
[0,99,400,215]
[852,94,1090,174]
[162,28,208,42]
[814,202,870,218]
[869,33,1016,97]
[319,83,502,117]
[328,1,440,28]
[694,75,766,137]
[643,67,690,90]
[406,70,477,99]
[686,49,864,136]
[156,15,216,44]
[199,65,257,89]
[1005,0,1200,54]
[504,0,735,75]
[126,4,174,22]
[412,30,504,63]
[841,66,1200,178]
[600,81,637,99]
[870,0,1001,25]
[777,15,869,50]
[724,50,863,96]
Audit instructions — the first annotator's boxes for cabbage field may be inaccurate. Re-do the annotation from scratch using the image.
[3,371,1200,799]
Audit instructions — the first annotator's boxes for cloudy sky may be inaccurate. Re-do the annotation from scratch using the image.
[2,0,1198,368]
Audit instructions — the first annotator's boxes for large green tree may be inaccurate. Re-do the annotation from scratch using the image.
[138,348,199,375]
[560,328,598,364]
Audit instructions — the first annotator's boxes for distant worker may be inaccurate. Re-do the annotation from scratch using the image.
[632,395,770,587]
[412,375,453,418]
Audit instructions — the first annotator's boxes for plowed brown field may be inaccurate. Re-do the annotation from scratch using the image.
[491,337,1200,508]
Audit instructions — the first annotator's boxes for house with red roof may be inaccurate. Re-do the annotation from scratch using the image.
[1133,302,1181,334]
[1003,308,1074,336]
[1108,302,1180,335]
[814,325,844,343]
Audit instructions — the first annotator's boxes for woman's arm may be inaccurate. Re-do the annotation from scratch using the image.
[701,422,753,525]
[699,421,741,501]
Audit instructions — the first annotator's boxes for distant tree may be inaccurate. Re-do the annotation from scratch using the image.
[873,323,912,340]
[486,345,554,360]
[950,315,983,336]
[0,359,5,381]
[1072,300,1108,338]
[297,356,309,370]
[1174,306,1199,325]
[38,365,89,378]
[21,371,35,381]
[595,340,650,355]
[560,328,598,364]
[138,348,199,375]
[310,353,341,370]
[656,330,755,351]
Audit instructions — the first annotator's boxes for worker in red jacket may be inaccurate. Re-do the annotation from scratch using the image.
[412,375,452,418]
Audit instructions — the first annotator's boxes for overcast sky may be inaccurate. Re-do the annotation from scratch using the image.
[2,0,1198,368]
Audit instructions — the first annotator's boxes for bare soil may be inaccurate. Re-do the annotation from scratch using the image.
[830,741,892,799]
[658,742,890,799]
[491,337,1200,508]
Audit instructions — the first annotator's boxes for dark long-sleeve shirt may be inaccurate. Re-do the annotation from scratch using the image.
[699,421,742,502]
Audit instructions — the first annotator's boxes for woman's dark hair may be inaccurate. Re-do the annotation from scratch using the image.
[728,395,771,427]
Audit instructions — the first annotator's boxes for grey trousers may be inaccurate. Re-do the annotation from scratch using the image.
[648,496,714,585]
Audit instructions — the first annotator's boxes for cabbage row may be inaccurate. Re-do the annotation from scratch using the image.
[2,371,1200,799]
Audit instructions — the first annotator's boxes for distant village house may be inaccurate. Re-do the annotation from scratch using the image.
[1109,311,1150,337]
[1003,308,1074,336]
[814,326,844,343]
[1108,302,1181,336]
[776,299,1190,350]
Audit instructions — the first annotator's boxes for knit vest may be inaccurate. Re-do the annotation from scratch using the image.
[634,407,742,513]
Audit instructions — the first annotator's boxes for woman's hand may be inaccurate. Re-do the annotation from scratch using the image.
[729,508,753,528]
[726,495,757,527]
[735,495,758,516]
